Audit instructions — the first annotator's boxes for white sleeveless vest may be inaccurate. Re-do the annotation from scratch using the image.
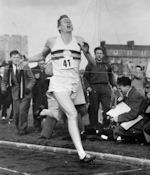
[48,36,81,93]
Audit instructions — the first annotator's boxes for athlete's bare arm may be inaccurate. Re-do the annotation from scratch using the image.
[76,36,96,65]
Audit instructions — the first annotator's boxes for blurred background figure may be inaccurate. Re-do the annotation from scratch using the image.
[0,66,13,121]
[111,63,123,107]
[31,60,49,132]
[131,65,146,96]
[121,61,132,78]
[143,84,150,144]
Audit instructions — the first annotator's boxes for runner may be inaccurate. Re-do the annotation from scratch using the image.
[29,15,96,163]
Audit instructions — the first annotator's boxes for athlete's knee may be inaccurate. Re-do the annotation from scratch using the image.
[66,109,78,120]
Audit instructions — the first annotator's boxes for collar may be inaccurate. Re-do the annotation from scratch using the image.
[125,87,132,97]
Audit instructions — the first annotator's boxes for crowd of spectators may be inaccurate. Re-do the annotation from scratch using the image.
[0,47,150,145]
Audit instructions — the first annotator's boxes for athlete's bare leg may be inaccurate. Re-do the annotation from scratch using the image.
[53,91,86,159]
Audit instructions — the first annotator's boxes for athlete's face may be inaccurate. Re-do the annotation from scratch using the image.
[59,17,73,33]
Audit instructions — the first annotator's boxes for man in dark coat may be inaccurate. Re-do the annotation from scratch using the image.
[113,76,145,142]
[31,61,49,132]
[1,50,35,135]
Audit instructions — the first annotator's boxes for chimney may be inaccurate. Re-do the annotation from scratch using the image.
[100,41,106,48]
[127,41,134,48]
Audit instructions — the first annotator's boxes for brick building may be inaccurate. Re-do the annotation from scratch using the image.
[101,41,150,71]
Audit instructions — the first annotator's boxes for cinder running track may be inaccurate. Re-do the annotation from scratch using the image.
[0,145,149,175]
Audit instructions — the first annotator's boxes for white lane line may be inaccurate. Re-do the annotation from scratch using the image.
[0,166,30,175]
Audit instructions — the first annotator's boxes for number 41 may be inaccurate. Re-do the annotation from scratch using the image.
[63,59,71,67]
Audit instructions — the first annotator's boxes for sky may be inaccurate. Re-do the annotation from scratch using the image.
[1,0,150,68]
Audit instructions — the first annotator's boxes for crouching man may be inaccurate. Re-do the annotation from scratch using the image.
[112,76,145,143]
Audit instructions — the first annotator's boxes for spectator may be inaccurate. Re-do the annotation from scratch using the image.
[146,60,150,85]
[113,76,145,143]
[83,46,117,134]
[31,60,49,132]
[1,50,35,135]
[131,65,146,96]
[0,86,12,120]
[121,61,132,78]
[111,63,122,107]
[0,70,2,116]
[0,66,13,121]
[111,63,122,83]
[142,84,150,144]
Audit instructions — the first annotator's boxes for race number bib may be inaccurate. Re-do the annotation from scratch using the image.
[59,50,78,69]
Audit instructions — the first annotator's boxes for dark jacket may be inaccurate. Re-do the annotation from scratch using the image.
[1,64,35,100]
[118,87,145,123]
[32,65,49,96]
[83,62,116,88]
[31,65,49,112]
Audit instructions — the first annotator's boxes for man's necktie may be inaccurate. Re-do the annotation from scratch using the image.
[16,68,20,82]
[16,68,25,99]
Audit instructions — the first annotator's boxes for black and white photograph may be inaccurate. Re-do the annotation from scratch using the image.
[0,0,150,174]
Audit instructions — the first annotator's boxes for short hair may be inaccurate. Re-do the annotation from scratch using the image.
[57,14,69,28]
[94,47,104,54]
[10,50,20,57]
[117,76,131,86]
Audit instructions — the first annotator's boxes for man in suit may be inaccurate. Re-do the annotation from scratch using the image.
[113,76,145,142]
[1,50,35,135]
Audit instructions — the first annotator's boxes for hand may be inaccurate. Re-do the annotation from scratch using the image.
[78,42,89,54]
[87,87,92,93]
[112,86,117,92]
[18,61,28,70]
[110,116,114,122]
[117,96,124,102]
[147,92,150,99]
[86,87,92,96]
